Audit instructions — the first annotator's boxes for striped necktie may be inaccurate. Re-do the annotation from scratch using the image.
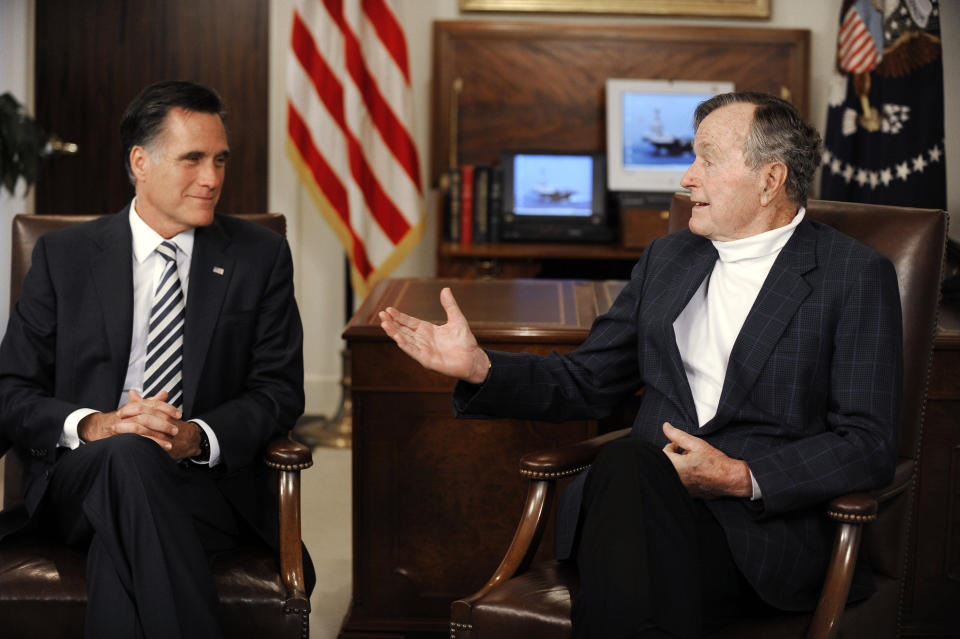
[143,240,185,409]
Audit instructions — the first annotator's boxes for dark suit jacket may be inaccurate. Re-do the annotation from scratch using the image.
[454,218,903,612]
[0,207,305,546]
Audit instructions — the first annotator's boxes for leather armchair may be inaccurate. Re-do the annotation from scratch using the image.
[451,195,947,639]
[0,213,313,638]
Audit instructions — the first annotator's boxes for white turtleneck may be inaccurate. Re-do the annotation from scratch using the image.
[674,208,805,428]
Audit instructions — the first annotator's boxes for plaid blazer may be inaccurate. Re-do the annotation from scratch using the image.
[454,218,903,611]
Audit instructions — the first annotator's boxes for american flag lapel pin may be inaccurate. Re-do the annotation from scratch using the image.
[212,266,225,276]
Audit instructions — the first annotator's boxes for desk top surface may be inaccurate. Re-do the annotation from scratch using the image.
[344,278,627,344]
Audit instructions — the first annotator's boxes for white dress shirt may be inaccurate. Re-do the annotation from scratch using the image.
[59,200,221,466]
[673,208,805,498]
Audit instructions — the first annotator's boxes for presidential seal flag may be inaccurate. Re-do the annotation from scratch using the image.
[287,0,424,297]
[821,0,946,209]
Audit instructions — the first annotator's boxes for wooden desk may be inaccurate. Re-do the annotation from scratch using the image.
[340,278,625,638]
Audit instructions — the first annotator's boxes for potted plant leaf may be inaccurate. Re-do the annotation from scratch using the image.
[0,92,76,196]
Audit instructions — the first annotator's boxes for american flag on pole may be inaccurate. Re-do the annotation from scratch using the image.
[837,0,883,73]
[287,0,424,297]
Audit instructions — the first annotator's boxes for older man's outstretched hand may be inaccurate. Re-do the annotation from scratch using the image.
[379,287,491,384]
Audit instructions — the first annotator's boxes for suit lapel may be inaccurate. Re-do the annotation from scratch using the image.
[660,239,719,426]
[90,209,134,402]
[182,217,235,416]
[701,219,817,434]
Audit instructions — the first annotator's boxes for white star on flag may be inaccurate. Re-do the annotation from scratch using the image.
[895,162,911,181]
[842,163,855,182]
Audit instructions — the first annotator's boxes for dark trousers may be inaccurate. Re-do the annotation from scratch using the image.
[43,433,249,639]
[572,438,764,639]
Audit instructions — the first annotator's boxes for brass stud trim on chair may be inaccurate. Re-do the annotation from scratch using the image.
[826,511,877,524]
[520,464,591,479]
[450,620,473,638]
[265,460,314,471]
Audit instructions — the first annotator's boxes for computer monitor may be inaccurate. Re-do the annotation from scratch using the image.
[605,78,734,193]
[500,150,613,242]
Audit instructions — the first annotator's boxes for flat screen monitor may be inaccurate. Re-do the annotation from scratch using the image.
[500,150,612,242]
[606,78,734,193]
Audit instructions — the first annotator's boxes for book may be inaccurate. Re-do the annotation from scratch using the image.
[446,167,461,243]
[488,166,503,243]
[473,165,491,243]
[460,164,475,247]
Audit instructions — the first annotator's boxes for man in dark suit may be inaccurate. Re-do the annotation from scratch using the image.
[0,81,306,638]
[379,92,902,638]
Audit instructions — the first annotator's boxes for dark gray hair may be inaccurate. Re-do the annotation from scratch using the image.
[693,91,821,208]
[119,80,226,184]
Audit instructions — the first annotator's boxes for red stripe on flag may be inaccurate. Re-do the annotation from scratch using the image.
[291,10,413,244]
[287,102,374,279]
[839,21,868,55]
[841,35,878,73]
[845,35,872,64]
[291,13,346,128]
[346,135,412,244]
[839,25,866,56]
[323,0,422,194]
[361,0,410,85]
[840,10,858,35]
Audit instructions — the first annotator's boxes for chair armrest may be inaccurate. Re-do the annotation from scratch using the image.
[520,427,631,478]
[822,457,914,522]
[264,433,313,612]
[265,435,313,470]
[825,493,878,524]
[872,457,914,503]
[453,427,631,628]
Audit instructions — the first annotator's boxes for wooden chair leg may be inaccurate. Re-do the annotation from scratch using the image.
[806,521,864,639]
[450,479,555,638]
[265,436,313,615]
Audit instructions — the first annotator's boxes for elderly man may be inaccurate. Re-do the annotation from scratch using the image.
[379,92,902,638]
[0,81,307,638]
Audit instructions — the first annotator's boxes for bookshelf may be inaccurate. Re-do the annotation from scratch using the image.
[431,20,810,279]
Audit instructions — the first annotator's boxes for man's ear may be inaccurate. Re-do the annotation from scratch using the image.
[758,161,788,207]
[129,146,150,182]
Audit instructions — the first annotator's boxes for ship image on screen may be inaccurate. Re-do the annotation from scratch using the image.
[622,93,705,169]
[606,79,734,193]
[513,153,593,217]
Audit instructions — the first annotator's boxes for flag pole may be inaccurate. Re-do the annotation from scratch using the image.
[294,256,354,449]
